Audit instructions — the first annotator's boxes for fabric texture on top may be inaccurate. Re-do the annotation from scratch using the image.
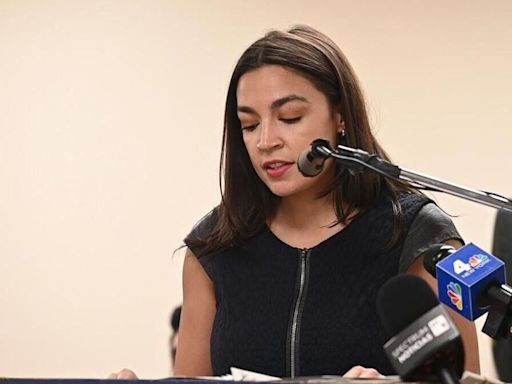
[184,192,462,377]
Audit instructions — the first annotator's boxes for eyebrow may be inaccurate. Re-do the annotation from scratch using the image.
[237,95,309,114]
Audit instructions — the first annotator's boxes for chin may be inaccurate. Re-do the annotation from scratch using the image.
[266,178,331,199]
[270,191,292,198]
[265,184,292,198]
[267,184,307,198]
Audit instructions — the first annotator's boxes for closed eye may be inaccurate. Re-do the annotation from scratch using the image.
[241,123,259,132]
[280,117,302,124]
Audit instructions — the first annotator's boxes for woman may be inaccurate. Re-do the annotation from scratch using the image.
[174,25,479,378]
[111,25,479,380]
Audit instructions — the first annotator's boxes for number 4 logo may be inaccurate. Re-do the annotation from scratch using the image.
[453,259,471,274]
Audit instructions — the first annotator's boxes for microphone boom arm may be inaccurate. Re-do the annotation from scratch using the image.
[313,141,512,213]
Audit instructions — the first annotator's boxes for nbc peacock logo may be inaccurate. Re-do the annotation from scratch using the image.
[447,282,463,311]
[469,254,488,268]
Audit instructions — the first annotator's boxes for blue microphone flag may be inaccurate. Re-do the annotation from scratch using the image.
[436,243,506,320]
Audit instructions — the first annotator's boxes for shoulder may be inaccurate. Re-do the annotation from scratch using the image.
[399,202,463,272]
[370,191,430,226]
[181,206,224,266]
[376,190,430,215]
[184,207,219,247]
[411,202,460,236]
[396,191,432,224]
[189,207,220,238]
[182,207,222,281]
[397,191,431,210]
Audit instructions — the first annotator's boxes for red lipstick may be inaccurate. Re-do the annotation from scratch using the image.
[263,160,294,178]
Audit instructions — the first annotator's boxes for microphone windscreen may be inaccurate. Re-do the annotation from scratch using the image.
[376,274,439,337]
[297,150,322,177]
[297,139,332,177]
[422,244,455,278]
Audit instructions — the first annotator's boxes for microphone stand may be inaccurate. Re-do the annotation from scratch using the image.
[480,284,512,339]
[309,139,512,213]
[310,139,512,340]
[435,361,462,384]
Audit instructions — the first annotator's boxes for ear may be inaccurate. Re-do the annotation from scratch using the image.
[332,108,344,133]
[336,114,345,134]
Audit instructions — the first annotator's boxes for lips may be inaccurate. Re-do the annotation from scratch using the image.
[263,160,294,178]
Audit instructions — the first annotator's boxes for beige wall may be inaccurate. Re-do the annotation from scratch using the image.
[1,0,511,379]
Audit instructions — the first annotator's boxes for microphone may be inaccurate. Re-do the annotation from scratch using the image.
[422,243,510,339]
[297,138,512,212]
[377,274,464,384]
[297,139,333,177]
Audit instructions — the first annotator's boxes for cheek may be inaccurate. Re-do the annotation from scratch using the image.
[242,135,259,167]
[242,135,271,184]
[322,119,340,142]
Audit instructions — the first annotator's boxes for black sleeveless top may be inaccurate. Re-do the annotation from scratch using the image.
[185,193,460,378]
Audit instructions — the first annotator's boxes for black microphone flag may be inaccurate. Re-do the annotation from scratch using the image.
[377,274,464,383]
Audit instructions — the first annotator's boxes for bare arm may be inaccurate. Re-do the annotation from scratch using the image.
[407,239,480,374]
[173,249,216,377]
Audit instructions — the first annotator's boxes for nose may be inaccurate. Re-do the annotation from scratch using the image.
[256,122,283,151]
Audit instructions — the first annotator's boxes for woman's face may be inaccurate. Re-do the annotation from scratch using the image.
[236,65,342,199]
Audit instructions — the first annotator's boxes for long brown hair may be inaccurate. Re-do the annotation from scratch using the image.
[186,25,417,257]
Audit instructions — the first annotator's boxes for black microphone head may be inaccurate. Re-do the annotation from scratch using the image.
[297,139,331,177]
[377,274,439,337]
[377,274,465,382]
[297,150,323,177]
[422,244,456,279]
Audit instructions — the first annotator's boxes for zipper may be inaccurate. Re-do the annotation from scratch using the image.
[287,248,310,378]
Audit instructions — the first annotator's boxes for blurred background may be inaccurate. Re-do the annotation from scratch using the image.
[1,0,511,379]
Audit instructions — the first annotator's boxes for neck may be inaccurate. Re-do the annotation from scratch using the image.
[268,193,345,249]
[274,193,338,230]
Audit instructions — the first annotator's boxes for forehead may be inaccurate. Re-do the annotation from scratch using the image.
[236,65,325,106]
